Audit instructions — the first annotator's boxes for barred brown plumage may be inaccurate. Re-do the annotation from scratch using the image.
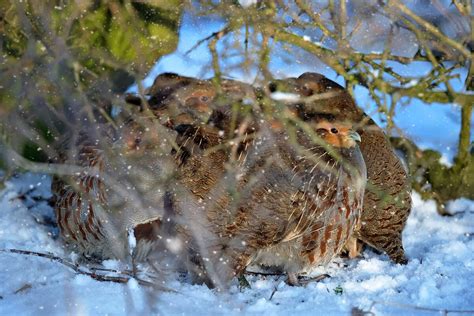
[52,71,409,289]
[165,81,367,287]
[52,114,173,262]
[273,72,412,264]
[170,113,365,284]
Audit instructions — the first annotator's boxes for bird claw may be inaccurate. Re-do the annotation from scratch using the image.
[286,273,299,286]
[286,273,330,286]
[343,236,364,259]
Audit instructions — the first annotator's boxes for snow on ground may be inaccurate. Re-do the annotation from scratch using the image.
[0,173,473,315]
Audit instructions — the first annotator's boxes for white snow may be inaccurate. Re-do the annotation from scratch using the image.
[439,155,453,167]
[0,173,473,315]
[404,79,420,88]
[238,0,257,8]
[270,92,301,102]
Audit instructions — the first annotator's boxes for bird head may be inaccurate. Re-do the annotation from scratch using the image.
[295,73,366,124]
[183,87,216,113]
[314,120,361,148]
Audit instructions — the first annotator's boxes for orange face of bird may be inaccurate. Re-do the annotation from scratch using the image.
[314,120,361,148]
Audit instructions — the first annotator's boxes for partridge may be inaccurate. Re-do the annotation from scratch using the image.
[52,110,175,261]
[271,72,411,264]
[124,73,214,127]
[163,80,367,287]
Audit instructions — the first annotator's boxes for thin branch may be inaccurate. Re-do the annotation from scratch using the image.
[388,0,470,59]
[2,145,97,176]
[294,0,333,38]
[184,27,231,56]
[270,27,348,76]
[0,248,175,292]
[209,35,223,87]
[258,31,272,82]
[456,51,473,165]
[451,0,471,16]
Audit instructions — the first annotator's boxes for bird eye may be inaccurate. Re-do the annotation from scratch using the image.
[200,96,209,102]
[330,128,338,134]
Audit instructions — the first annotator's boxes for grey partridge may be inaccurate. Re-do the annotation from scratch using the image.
[162,79,367,288]
[52,110,175,261]
[271,72,411,264]
[125,73,216,128]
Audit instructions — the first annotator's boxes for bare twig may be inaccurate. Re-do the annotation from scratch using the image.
[387,0,470,59]
[0,248,176,292]
[294,0,333,38]
[451,0,471,16]
[268,286,278,300]
[185,27,231,56]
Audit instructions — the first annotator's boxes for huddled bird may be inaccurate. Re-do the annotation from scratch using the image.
[269,72,411,264]
[167,93,366,287]
[52,71,410,289]
[52,107,175,261]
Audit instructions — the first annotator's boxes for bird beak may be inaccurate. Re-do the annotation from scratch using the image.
[348,131,361,143]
